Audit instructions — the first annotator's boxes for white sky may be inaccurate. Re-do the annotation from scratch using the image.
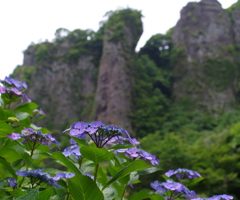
[0,0,237,79]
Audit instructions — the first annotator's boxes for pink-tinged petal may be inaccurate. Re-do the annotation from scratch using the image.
[11,88,22,95]
[21,93,31,102]
[131,138,140,145]
[0,86,6,93]
[22,128,35,134]
[7,133,21,140]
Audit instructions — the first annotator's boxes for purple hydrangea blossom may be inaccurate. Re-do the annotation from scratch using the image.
[115,147,159,165]
[53,172,75,180]
[7,128,60,148]
[208,195,234,200]
[0,86,6,93]
[7,178,16,187]
[165,168,201,179]
[63,144,81,159]
[151,180,197,199]
[16,169,60,188]
[64,121,140,148]
[7,133,21,140]
[0,77,31,102]
[3,77,28,90]
[33,108,46,119]
[192,195,233,200]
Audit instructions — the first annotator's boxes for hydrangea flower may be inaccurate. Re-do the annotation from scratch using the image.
[7,178,16,187]
[2,77,28,90]
[208,195,233,200]
[115,147,159,165]
[64,121,140,148]
[53,172,75,180]
[192,194,233,200]
[0,77,31,102]
[33,108,46,119]
[16,169,60,188]
[151,180,197,199]
[165,168,201,179]
[63,144,81,159]
[7,128,60,148]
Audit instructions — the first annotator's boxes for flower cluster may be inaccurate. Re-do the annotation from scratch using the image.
[115,147,159,165]
[16,169,75,188]
[52,172,75,181]
[192,194,233,200]
[165,168,201,179]
[152,168,233,200]
[7,128,60,148]
[0,77,31,103]
[64,121,139,148]
[16,169,59,188]
[151,180,197,199]
[7,178,16,188]
[63,144,81,159]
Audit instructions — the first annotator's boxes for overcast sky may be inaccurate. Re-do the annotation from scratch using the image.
[0,0,237,79]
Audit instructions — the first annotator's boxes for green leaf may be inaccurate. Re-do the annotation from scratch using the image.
[0,148,22,162]
[14,188,27,198]
[68,174,104,200]
[16,187,39,200]
[15,111,29,121]
[0,156,17,179]
[51,151,82,175]
[138,167,161,175]
[4,110,16,118]
[102,187,117,200]
[0,121,14,137]
[186,177,205,187]
[80,160,95,174]
[18,118,31,128]
[129,190,165,200]
[80,146,113,164]
[14,102,38,114]
[71,137,89,146]
[102,159,152,190]
[0,107,6,120]
[39,187,55,199]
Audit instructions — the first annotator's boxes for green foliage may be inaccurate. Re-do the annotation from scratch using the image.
[139,33,172,68]
[104,8,143,46]
[10,65,36,85]
[226,0,240,15]
[68,174,104,200]
[61,28,103,65]
[131,55,172,137]
[203,57,237,90]
[34,42,56,65]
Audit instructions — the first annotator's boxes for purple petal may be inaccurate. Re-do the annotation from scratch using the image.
[7,133,21,140]
[0,86,6,93]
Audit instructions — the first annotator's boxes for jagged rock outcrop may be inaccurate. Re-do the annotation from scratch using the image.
[172,0,240,113]
[12,9,143,131]
[94,9,143,130]
[231,1,240,44]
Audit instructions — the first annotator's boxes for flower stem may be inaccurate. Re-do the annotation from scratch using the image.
[94,164,99,182]
[120,184,127,200]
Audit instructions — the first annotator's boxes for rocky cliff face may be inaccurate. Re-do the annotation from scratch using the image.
[94,9,143,130]
[11,2,240,131]
[12,9,142,131]
[172,0,240,113]
[19,37,98,129]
